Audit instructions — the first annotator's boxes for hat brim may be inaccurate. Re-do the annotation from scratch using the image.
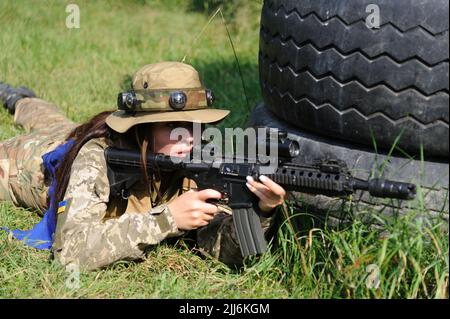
[106,109,230,133]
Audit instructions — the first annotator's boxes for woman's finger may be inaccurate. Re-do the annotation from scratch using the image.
[246,183,278,213]
[197,188,222,201]
[246,181,272,202]
[201,212,215,222]
[246,176,269,190]
[202,203,220,215]
[258,175,286,197]
[197,220,209,227]
[246,176,278,200]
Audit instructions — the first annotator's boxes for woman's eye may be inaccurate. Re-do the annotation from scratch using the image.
[165,122,191,131]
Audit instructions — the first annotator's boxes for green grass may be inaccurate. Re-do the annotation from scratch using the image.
[0,0,448,299]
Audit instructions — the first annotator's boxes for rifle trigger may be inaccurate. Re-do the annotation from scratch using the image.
[206,198,220,205]
[207,198,228,205]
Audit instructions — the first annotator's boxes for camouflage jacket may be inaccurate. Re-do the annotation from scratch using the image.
[52,137,269,270]
[53,137,185,270]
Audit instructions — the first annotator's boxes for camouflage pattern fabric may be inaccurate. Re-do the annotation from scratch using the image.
[1,97,275,270]
[51,137,182,269]
[0,98,77,213]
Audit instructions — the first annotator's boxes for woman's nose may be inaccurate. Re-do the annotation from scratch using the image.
[185,136,194,145]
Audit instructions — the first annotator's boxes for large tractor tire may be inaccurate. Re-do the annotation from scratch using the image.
[259,0,449,158]
[249,103,449,224]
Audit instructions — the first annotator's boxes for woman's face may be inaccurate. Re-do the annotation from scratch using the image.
[150,122,194,158]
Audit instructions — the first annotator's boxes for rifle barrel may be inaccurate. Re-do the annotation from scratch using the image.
[366,178,416,200]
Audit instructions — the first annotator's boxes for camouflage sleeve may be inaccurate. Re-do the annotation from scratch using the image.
[53,140,180,271]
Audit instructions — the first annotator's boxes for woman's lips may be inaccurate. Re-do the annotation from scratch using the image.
[171,145,193,157]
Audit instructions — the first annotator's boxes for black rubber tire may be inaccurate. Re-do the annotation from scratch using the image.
[259,0,449,158]
[249,103,449,224]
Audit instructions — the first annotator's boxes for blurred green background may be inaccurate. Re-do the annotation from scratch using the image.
[0,0,262,140]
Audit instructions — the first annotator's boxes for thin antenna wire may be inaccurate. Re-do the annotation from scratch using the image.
[181,6,251,115]
[219,9,251,113]
[181,7,222,63]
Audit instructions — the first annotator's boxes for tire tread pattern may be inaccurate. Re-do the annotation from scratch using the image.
[259,0,449,157]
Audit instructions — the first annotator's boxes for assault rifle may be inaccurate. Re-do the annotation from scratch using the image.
[104,131,416,258]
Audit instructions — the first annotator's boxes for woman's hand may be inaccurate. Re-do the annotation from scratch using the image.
[246,175,287,216]
[167,189,221,230]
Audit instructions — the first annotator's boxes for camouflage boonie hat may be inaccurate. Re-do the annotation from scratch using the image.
[106,62,230,133]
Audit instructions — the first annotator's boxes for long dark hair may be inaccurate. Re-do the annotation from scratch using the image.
[53,111,158,208]
[53,111,116,206]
